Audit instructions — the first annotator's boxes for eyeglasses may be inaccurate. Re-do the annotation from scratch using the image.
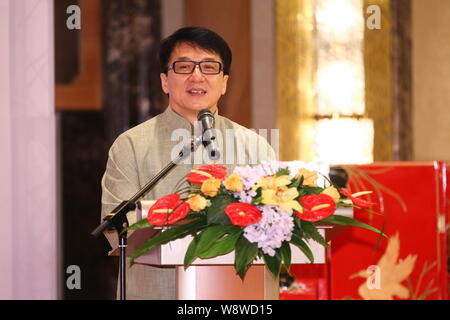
[168,60,223,75]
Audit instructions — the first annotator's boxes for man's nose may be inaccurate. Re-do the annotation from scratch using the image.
[189,65,205,80]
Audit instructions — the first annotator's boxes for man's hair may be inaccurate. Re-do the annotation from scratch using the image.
[159,26,232,75]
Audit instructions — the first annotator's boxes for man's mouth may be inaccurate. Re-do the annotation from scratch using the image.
[187,89,207,95]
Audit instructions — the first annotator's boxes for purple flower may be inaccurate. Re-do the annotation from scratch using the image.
[243,205,294,256]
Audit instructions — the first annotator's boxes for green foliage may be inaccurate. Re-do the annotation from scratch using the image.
[195,225,242,259]
[183,225,243,266]
[205,194,234,225]
[184,234,200,267]
[296,218,329,248]
[234,235,258,279]
[252,187,263,204]
[290,232,314,263]
[131,218,206,262]
[298,185,323,196]
[262,251,282,279]
[288,175,303,189]
[321,215,387,238]
[125,218,152,232]
[280,241,292,271]
[276,168,290,177]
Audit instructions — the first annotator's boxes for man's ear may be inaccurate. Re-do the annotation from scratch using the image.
[221,75,229,95]
[160,73,169,94]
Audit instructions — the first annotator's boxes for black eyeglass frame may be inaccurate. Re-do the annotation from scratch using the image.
[168,60,223,75]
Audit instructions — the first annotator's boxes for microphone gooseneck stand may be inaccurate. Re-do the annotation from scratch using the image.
[91,137,202,300]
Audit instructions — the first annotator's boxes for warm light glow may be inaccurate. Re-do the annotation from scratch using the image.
[315,0,364,42]
[306,0,372,164]
[316,60,365,115]
[313,118,374,164]
[315,0,365,117]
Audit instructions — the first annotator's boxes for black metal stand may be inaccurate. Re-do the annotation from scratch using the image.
[119,230,127,300]
[91,137,202,300]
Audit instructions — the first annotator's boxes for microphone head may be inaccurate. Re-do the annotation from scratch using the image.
[196,109,219,160]
[197,109,213,120]
[197,109,215,131]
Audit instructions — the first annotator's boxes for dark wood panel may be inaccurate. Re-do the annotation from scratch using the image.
[185,0,251,128]
[391,0,413,160]
[55,0,102,110]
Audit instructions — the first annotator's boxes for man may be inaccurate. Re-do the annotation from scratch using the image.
[101,26,276,300]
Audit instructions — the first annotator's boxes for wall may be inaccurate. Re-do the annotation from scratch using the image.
[251,0,276,131]
[185,0,252,128]
[0,0,58,299]
[413,0,450,161]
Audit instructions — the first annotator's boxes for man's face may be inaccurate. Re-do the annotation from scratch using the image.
[160,42,229,116]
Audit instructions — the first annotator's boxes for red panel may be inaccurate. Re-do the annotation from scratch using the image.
[329,162,448,300]
[280,264,329,300]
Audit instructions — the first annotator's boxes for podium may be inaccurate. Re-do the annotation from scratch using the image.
[104,207,353,300]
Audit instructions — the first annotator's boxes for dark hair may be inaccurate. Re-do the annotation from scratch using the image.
[159,26,232,75]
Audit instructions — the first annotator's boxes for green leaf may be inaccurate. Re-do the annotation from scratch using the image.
[262,251,282,279]
[374,222,386,251]
[290,233,314,263]
[195,225,237,255]
[280,241,292,271]
[184,234,200,267]
[131,218,206,261]
[299,186,323,197]
[321,215,388,238]
[184,212,205,220]
[234,235,258,279]
[276,168,290,176]
[288,176,302,189]
[293,218,305,238]
[205,195,234,225]
[252,187,263,204]
[125,218,152,232]
[299,219,329,248]
[197,226,242,259]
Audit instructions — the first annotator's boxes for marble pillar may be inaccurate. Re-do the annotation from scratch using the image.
[103,0,164,145]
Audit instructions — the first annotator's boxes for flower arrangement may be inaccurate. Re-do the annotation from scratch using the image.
[128,161,384,279]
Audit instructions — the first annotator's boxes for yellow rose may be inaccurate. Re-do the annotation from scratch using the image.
[201,178,221,197]
[224,173,244,192]
[295,168,318,186]
[322,186,340,202]
[186,194,208,212]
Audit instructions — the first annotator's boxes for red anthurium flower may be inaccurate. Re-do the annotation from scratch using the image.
[224,203,262,227]
[187,164,227,185]
[340,188,375,208]
[296,194,336,222]
[147,194,190,226]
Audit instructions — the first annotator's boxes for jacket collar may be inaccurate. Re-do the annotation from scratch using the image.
[161,106,219,131]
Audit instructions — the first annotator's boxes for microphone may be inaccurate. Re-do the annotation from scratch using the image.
[197,109,220,160]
